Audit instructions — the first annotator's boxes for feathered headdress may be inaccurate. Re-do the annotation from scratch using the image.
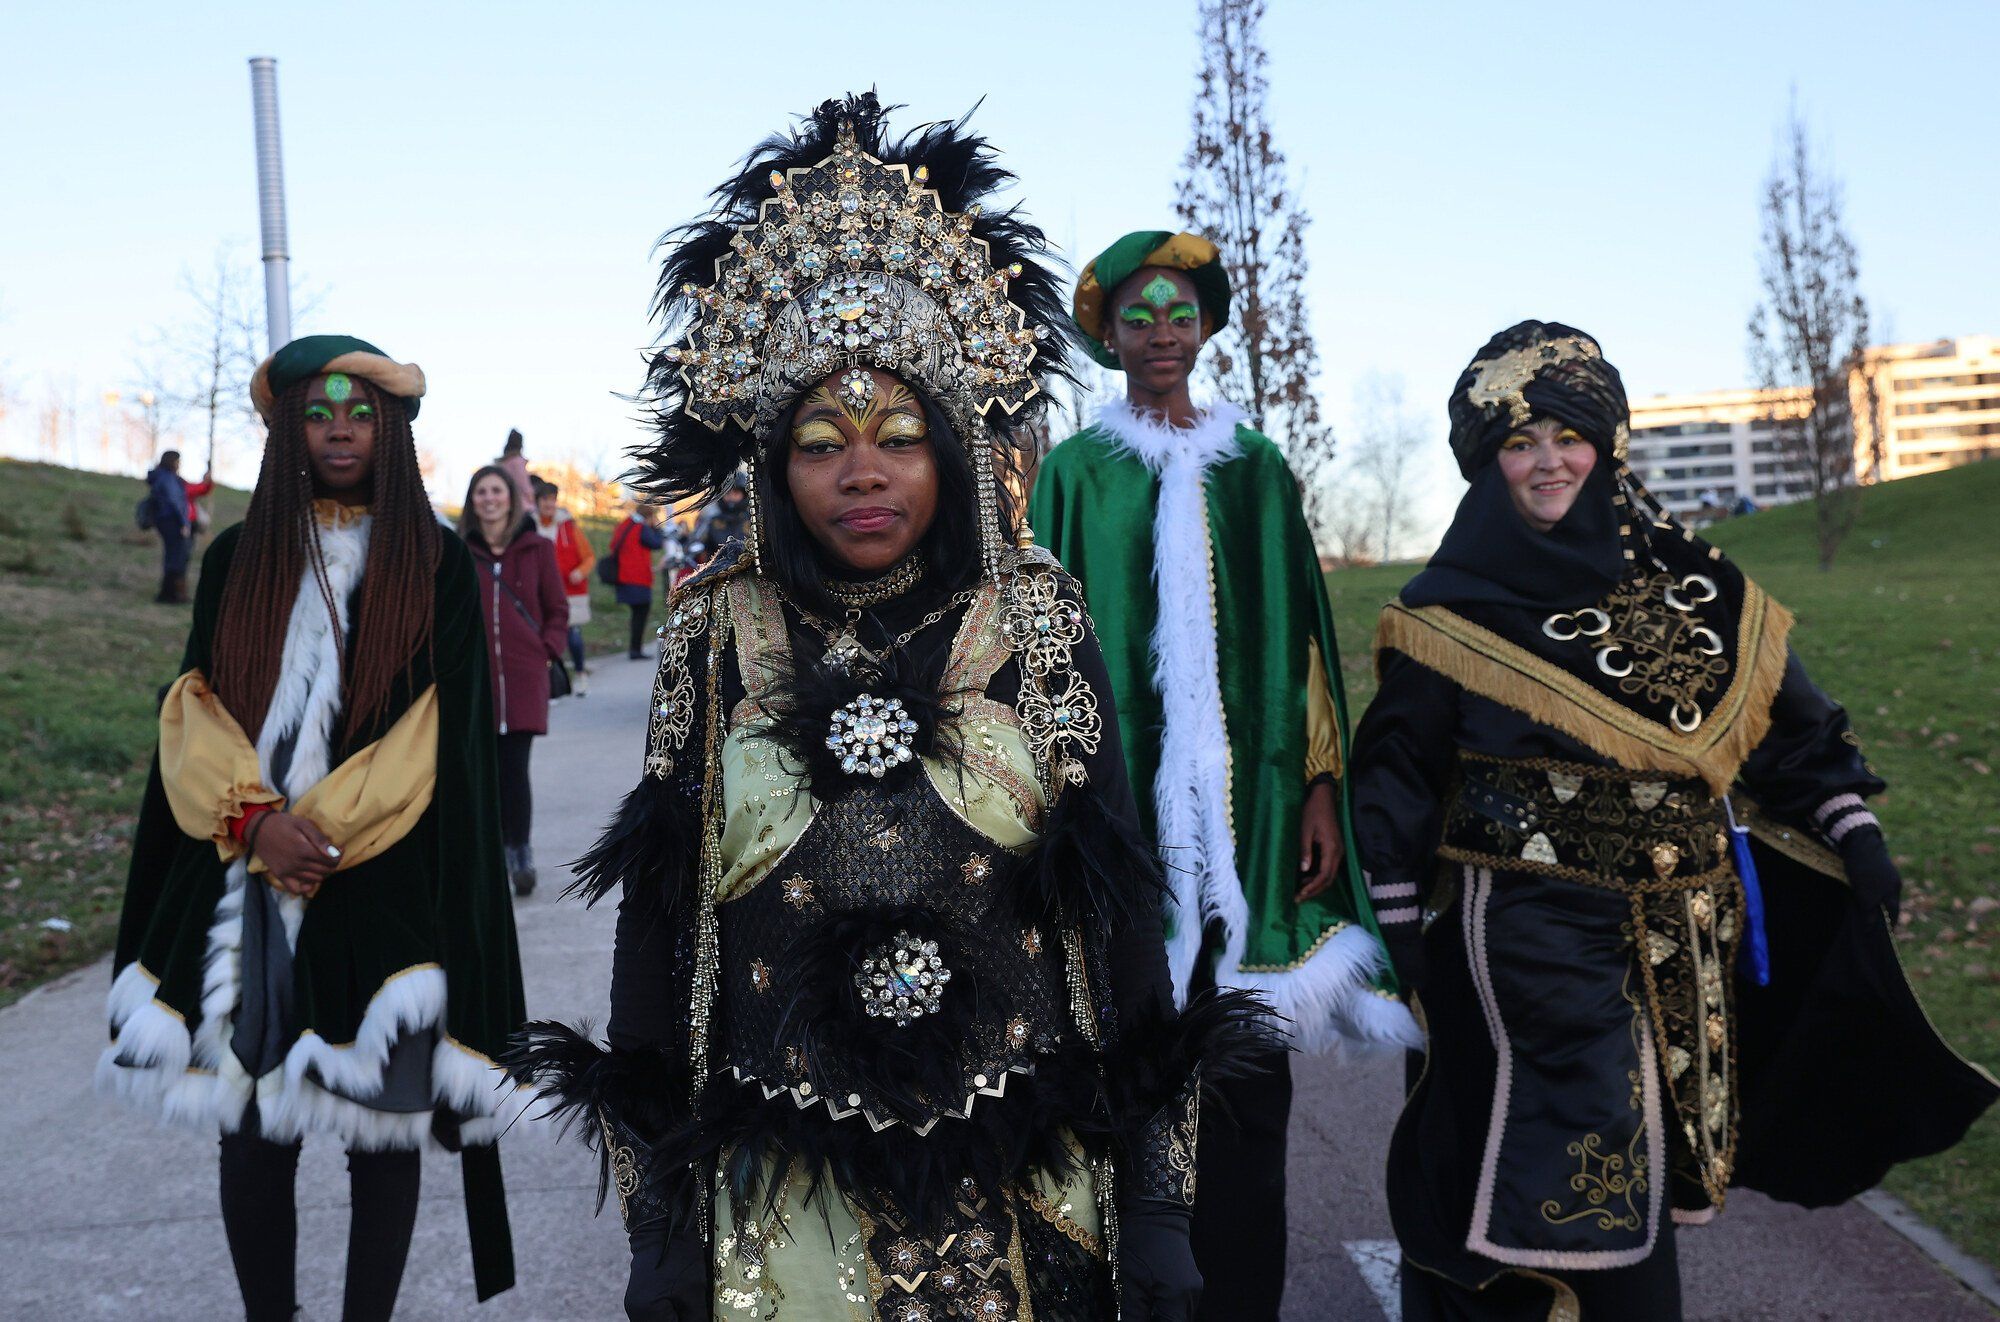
[633,92,1073,579]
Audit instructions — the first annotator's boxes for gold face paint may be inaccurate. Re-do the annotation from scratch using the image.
[324,372,353,403]
[1140,274,1181,308]
[801,374,921,432]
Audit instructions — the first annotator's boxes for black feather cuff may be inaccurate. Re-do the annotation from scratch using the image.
[501,1022,698,1233]
[567,774,701,907]
[1099,987,1276,1200]
[1022,780,1167,934]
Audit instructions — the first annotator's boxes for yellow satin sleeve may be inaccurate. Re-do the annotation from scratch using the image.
[158,670,286,862]
[258,685,438,876]
[1304,638,1343,781]
[157,670,439,874]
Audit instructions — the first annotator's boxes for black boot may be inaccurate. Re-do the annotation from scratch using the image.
[155,572,175,603]
[507,844,537,898]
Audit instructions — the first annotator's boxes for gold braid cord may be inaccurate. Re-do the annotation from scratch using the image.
[686,588,732,1238]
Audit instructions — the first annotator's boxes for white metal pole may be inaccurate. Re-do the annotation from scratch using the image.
[248,57,291,351]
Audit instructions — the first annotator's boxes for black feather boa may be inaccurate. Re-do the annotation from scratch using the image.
[505,988,1274,1238]
[755,645,959,801]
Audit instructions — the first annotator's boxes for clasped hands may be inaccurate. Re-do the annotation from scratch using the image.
[247,811,342,898]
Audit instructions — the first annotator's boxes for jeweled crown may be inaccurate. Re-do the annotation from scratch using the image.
[661,122,1048,438]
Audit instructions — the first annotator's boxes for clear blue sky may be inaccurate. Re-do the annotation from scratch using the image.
[4,1,1995,535]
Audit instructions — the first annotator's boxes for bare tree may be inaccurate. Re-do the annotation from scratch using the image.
[1174,0,1338,544]
[1351,372,1423,560]
[1747,102,1869,569]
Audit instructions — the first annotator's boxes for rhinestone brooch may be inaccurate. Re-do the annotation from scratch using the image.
[855,931,952,1027]
[827,693,917,777]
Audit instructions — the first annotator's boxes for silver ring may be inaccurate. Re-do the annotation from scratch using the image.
[1596,647,1634,678]
[1671,704,1704,733]
[1542,614,1580,642]
[1690,626,1724,656]
[1575,608,1612,638]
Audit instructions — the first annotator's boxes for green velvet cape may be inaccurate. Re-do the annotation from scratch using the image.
[1030,408,1413,1051]
[104,523,522,1298]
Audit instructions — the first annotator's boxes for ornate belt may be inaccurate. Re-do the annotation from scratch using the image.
[1440,751,1732,891]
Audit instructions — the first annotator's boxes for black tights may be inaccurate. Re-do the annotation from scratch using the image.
[628,601,651,656]
[219,1115,422,1322]
[496,730,535,850]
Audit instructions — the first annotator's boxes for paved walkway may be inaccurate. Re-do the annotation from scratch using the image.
[1,654,1990,1319]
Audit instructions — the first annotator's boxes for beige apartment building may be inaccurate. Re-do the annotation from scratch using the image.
[1626,387,1814,518]
[1852,335,2000,481]
[1627,335,1997,519]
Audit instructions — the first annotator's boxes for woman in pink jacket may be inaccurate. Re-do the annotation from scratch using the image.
[460,465,568,896]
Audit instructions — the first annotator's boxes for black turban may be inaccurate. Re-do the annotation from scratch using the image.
[1445,320,1629,478]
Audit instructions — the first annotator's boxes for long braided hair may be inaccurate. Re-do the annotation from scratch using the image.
[211,378,440,746]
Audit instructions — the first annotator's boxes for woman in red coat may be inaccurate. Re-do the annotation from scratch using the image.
[460,465,568,897]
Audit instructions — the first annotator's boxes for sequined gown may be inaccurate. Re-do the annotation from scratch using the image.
[538,553,1207,1321]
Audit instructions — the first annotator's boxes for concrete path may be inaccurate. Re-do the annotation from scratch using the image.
[1,653,1990,1319]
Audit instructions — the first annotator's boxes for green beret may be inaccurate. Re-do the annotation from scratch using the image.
[251,334,426,421]
[1072,231,1232,370]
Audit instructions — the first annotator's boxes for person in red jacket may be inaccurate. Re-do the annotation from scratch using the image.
[607,498,665,659]
[460,465,568,897]
[533,478,596,695]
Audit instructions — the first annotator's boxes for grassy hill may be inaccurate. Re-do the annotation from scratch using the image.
[3,454,1994,1260]
[1325,459,2000,1265]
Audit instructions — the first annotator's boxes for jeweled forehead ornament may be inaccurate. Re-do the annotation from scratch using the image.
[659,120,1048,441]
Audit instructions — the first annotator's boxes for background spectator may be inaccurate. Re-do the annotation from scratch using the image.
[533,477,596,695]
[459,464,569,897]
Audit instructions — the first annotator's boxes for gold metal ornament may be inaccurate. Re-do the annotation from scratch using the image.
[659,120,1047,441]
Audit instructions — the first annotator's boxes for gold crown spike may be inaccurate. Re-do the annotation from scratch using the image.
[666,129,1043,438]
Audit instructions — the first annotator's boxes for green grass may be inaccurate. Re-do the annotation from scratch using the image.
[0,461,251,1006]
[1326,460,2000,1267]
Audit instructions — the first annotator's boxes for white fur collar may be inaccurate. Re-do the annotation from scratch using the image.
[1092,397,1248,474]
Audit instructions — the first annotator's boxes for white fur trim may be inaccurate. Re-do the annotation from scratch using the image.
[1094,398,1408,1054]
[98,516,512,1149]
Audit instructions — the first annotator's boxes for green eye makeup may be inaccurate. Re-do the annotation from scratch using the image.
[305,404,333,421]
[1119,306,1157,327]
[350,404,375,420]
[324,373,353,403]
[1168,304,1198,324]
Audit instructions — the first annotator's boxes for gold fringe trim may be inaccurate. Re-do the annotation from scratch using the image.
[1374,590,1794,795]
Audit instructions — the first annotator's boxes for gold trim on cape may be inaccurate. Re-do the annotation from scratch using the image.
[1373,587,1793,794]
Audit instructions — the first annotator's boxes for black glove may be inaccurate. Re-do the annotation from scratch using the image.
[625,1227,708,1322]
[1118,1196,1202,1321]
[1840,826,1902,924]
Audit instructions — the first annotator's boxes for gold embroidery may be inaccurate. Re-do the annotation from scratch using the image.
[1021,1186,1104,1259]
[644,590,717,779]
[1543,572,1729,733]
